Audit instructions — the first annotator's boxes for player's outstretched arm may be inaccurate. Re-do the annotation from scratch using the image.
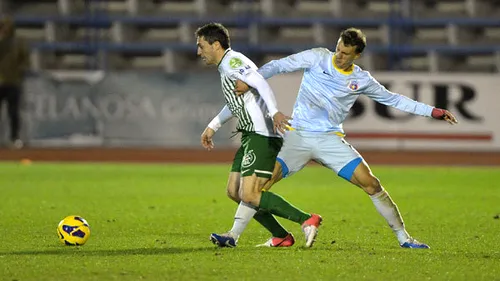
[363,74,459,124]
[235,70,291,133]
[258,48,322,79]
[233,49,321,95]
[233,78,292,132]
[431,108,458,125]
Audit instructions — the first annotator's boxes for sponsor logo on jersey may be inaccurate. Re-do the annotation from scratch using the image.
[238,65,251,74]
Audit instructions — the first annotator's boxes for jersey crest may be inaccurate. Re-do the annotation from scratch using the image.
[347,80,359,91]
[242,150,257,168]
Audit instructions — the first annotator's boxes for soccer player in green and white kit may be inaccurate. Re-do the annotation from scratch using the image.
[196,23,322,248]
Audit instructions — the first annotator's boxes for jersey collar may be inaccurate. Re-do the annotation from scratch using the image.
[217,48,232,68]
[332,55,354,75]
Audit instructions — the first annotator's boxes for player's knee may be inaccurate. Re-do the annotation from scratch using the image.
[239,193,256,205]
[362,176,382,195]
[226,181,241,202]
[226,187,240,202]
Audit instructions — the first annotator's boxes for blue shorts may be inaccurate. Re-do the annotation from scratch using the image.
[277,130,362,181]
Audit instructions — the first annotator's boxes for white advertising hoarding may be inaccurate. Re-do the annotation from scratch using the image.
[21,71,239,147]
[269,73,499,151]
[15,71,499,151]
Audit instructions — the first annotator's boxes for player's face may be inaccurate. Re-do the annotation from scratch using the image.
[196,36,217,65]
[334,39,360,70]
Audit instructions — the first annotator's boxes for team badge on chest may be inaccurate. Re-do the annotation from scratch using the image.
[347,80,359,91]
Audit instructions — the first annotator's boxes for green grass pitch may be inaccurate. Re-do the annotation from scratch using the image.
[0,162,499,281]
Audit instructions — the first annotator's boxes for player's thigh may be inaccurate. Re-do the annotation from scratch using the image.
[276,130,313,178]
[349,159,381,194]
[240,173,270,197]
[261,161,283,191]
[313,134,363,182]
[240,132,282,180]
[226,172,241,201]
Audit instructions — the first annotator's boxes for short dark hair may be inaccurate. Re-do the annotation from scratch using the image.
[340,28,366,54]
[195,23,230,49]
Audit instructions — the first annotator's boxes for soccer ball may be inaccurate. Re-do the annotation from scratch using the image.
[57,216,91,246]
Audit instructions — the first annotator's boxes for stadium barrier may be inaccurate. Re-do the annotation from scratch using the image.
[2,71,497,152]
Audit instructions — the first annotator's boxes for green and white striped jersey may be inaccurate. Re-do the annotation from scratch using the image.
[217,49,279,137]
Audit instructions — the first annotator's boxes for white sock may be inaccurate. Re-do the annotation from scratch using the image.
[229,201,258,240]
[370,189,410,244]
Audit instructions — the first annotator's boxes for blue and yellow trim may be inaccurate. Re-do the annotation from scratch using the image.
[285,125,345,137]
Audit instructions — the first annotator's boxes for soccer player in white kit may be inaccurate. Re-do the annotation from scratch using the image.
[235,27,458,248]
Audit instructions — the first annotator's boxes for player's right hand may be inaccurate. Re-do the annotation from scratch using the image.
[272,112,292,134]
[201,127,216,151]
[234,80,250,96]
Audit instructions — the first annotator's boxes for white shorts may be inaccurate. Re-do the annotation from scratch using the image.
[277,130,363,181]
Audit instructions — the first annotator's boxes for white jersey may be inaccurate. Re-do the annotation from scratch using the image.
[217,49,279,137]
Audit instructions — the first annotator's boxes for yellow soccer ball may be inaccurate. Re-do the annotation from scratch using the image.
[57,216,91,246]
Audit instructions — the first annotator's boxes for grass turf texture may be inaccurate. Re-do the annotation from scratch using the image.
[0,162,499,281]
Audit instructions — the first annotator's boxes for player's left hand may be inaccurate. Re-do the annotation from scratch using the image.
[234,80,250,96]
[431,108,458,125]
[272,112,292,134]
